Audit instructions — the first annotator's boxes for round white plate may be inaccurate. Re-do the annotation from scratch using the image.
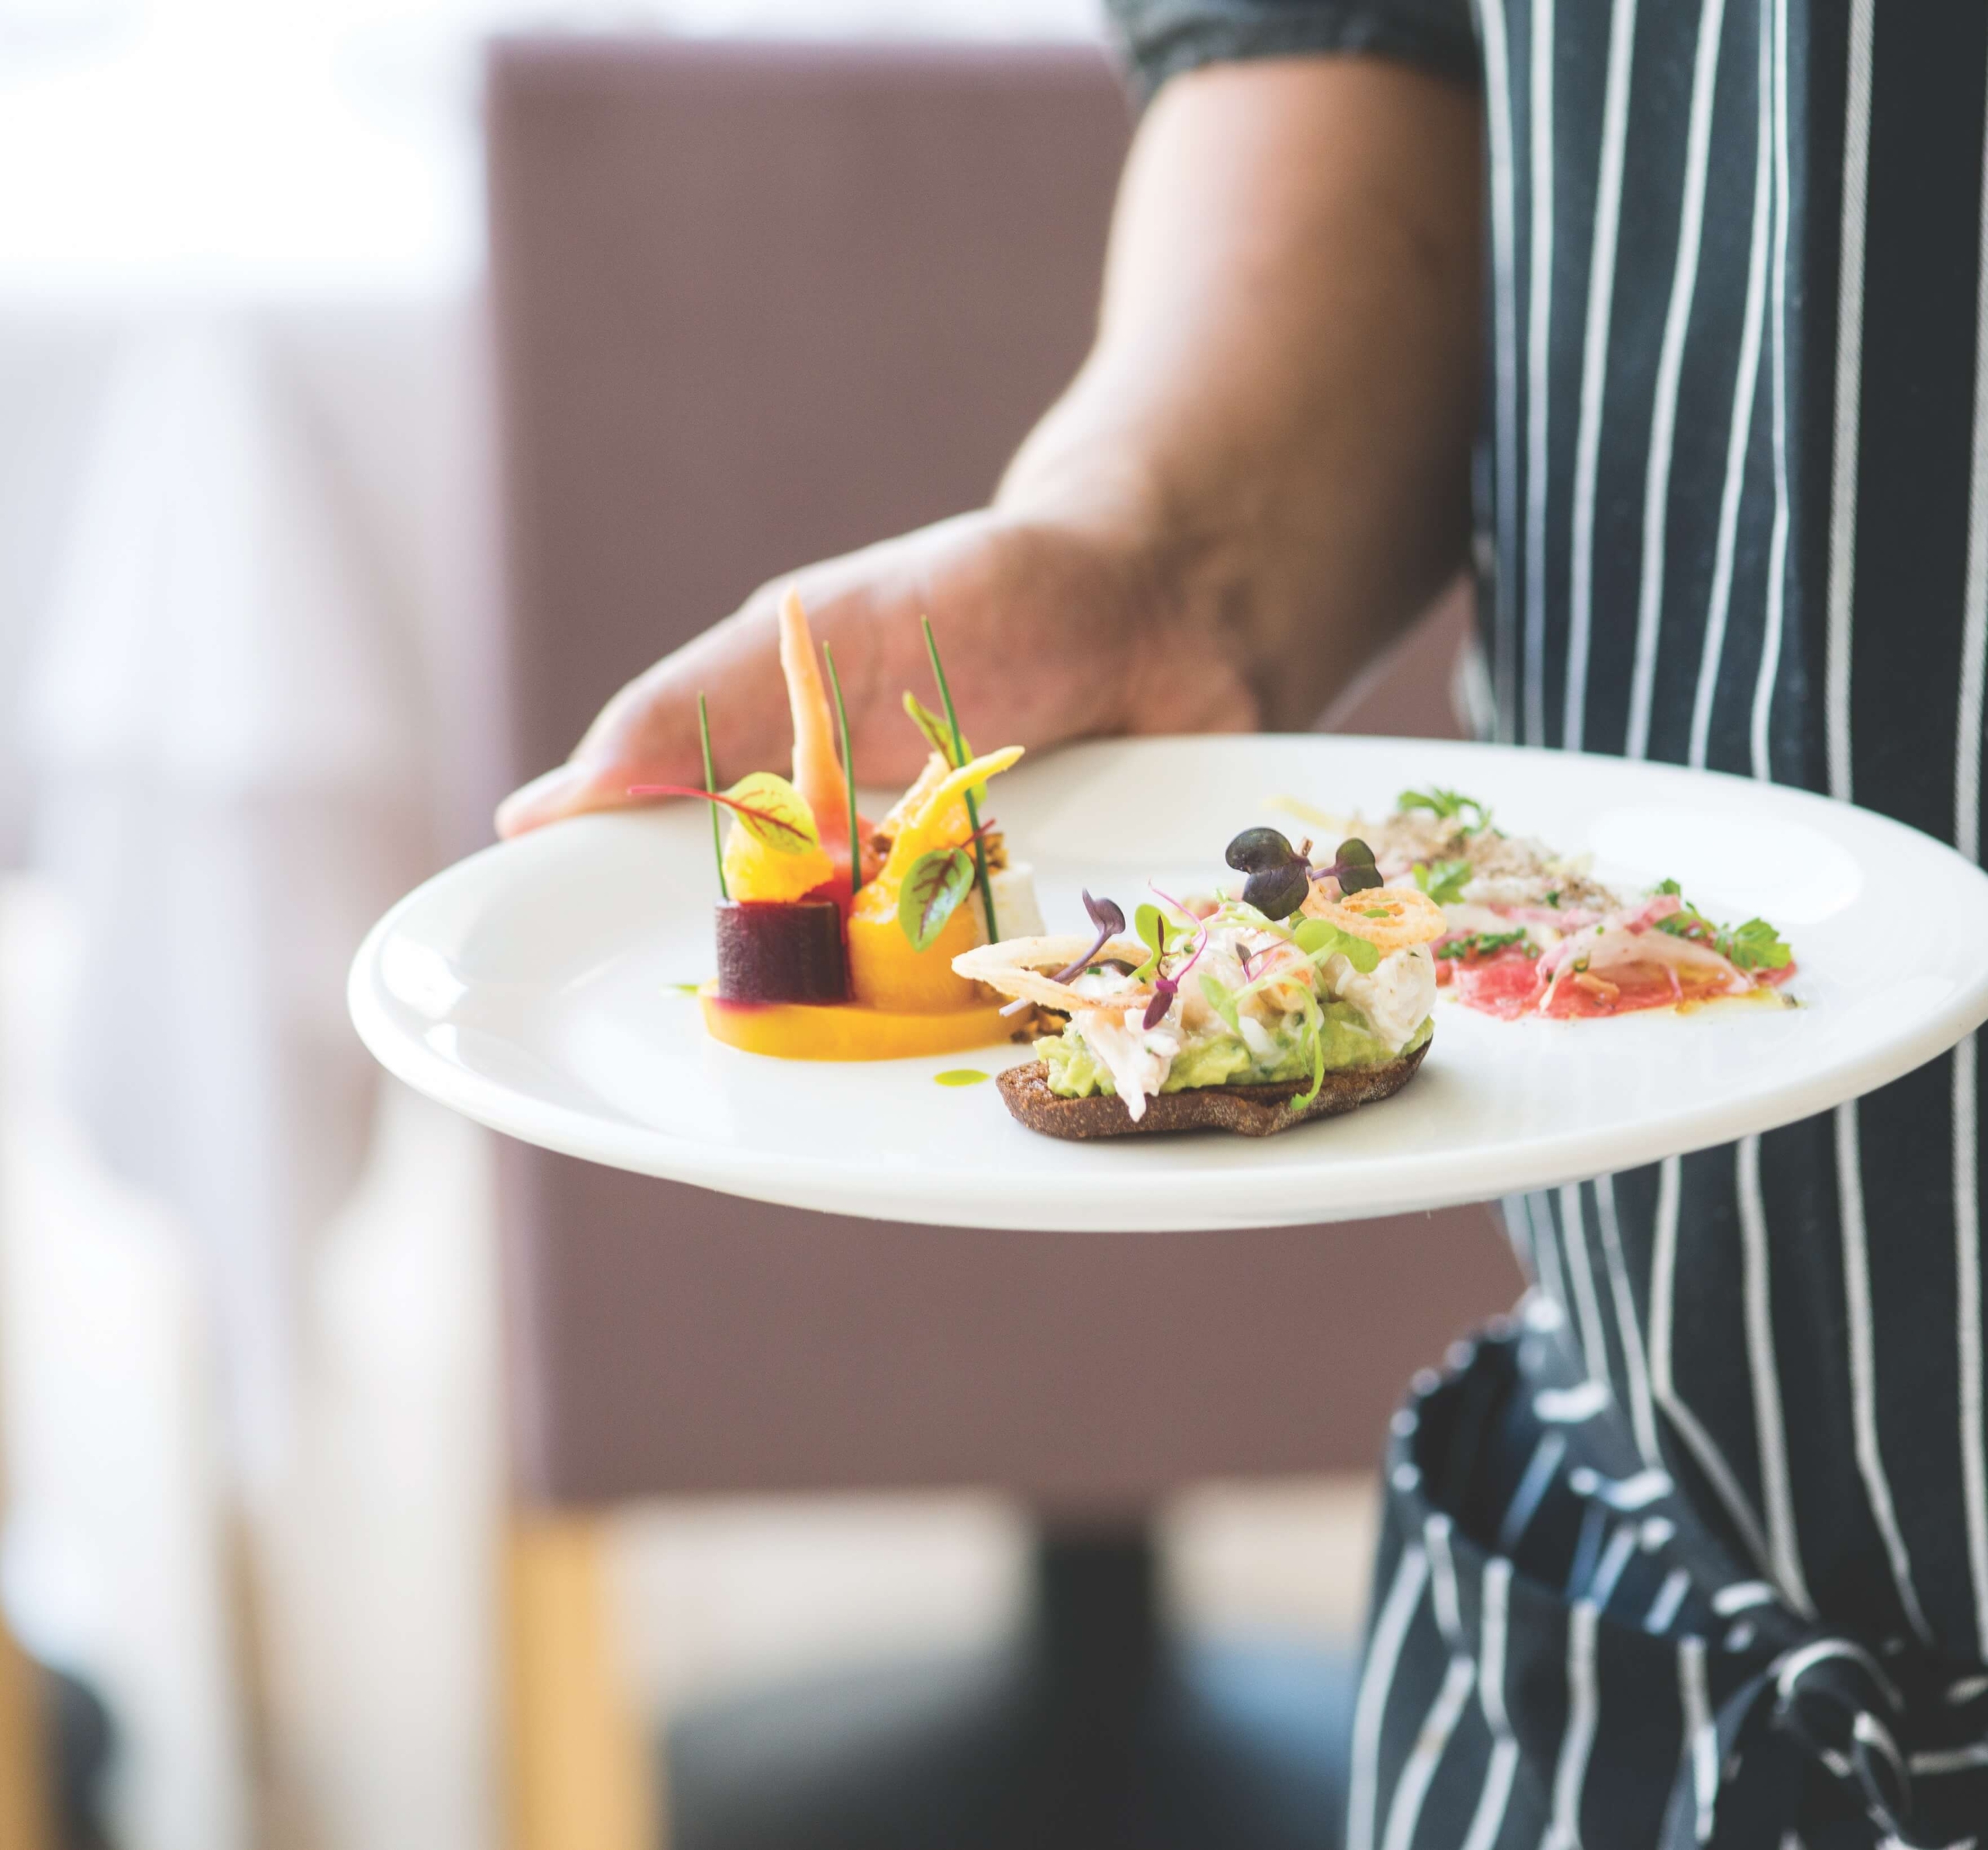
[349,735,1988,1232]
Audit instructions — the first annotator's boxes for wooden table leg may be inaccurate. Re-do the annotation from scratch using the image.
[0,1613,50,1850]
[505,1514,659,1850]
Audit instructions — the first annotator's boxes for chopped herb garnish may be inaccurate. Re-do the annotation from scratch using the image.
[1413,858,1472,904]
[1545,888,1562,909]
[1435,929,1533,961]
[1656,903,1793,972]
[1398,786,1493,834]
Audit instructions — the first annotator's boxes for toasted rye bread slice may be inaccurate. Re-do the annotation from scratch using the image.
[996,1038,1430,1140]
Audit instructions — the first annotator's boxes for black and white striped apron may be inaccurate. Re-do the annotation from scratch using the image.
[1356,0,1988,1844]
[1103,0,1988,1833]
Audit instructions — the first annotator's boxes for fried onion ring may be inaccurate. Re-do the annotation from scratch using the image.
[1301,882,1447,950]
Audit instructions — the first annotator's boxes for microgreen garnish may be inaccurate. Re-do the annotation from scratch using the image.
[1003,890,1130,1017]
[1435,929,1534,960]
[1653,877,1683,896]
[1198,972,1242,1035]
[1399,786,1493,834]
[698,691,727,899]
[903,691,964,767]
[1137,888,1211,1029]
[1293,993,1327,1108]
[1131,902,1175,981]
[822,641,861,899]
[1048,891,1127,987]
[1224,826,1314,918]
[922,617,998,943]
[1413,858,1472,904]
[630,770,820,856]
[1292,916,1380,974]
[1655,903,1793,971]
[898,843,980,951]
[1315,837,1384,894]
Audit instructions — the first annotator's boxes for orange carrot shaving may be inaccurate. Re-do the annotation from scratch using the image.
[777,587,878,893]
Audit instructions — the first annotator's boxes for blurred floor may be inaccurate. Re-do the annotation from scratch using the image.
[0,872,1378,1850]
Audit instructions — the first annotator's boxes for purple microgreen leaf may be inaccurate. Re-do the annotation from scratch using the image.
[1044,889,1127,988]
[1308,836,1383,895]
[1143,979,1176,1031]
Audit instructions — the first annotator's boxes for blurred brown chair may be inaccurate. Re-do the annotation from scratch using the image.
[484,37,1517,1850]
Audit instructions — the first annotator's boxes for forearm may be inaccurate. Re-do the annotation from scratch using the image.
[999,55,1482,729]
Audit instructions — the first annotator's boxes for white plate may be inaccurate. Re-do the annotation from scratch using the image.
[349,735,1988,1232]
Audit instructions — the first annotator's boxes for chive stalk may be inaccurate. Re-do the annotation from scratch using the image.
[921,615,999,943]
[699,691,728,899]
[822,641,862,899]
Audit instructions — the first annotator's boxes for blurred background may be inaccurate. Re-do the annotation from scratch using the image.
[0,3,1518,1848]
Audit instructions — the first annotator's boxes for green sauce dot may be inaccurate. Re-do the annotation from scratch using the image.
[669,981,707,994]
[934,1068,990,1088]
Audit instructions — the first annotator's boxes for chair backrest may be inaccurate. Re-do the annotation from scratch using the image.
[485,36,1520,1511]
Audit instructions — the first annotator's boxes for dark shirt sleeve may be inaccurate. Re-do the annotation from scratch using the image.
[1104,0,1479,103]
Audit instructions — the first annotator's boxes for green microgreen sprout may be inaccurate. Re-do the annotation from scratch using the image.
[1435,929,1534,961]
[1198,972,1242,1035]
[1131,902,1176,982]
[1293,916,1380,974]
[922,616,998,943]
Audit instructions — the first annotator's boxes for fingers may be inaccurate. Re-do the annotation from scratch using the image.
[492,510,1177,842]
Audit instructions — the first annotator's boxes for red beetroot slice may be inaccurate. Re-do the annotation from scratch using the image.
[714,899,847,1005]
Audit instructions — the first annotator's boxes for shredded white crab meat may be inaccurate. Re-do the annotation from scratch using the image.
[1330,944,1437,1051]
[1069,1008,1180,1122]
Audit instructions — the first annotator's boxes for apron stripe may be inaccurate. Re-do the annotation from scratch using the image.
[1687,0,1774,771]
[1624,0,1726,760]
[1837,1099,1936,1643]
[1737,1135,1813,1616]
[1824,0,1876,805]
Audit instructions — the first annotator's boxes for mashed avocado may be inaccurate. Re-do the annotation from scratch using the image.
[1037,1007,1432,1101]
